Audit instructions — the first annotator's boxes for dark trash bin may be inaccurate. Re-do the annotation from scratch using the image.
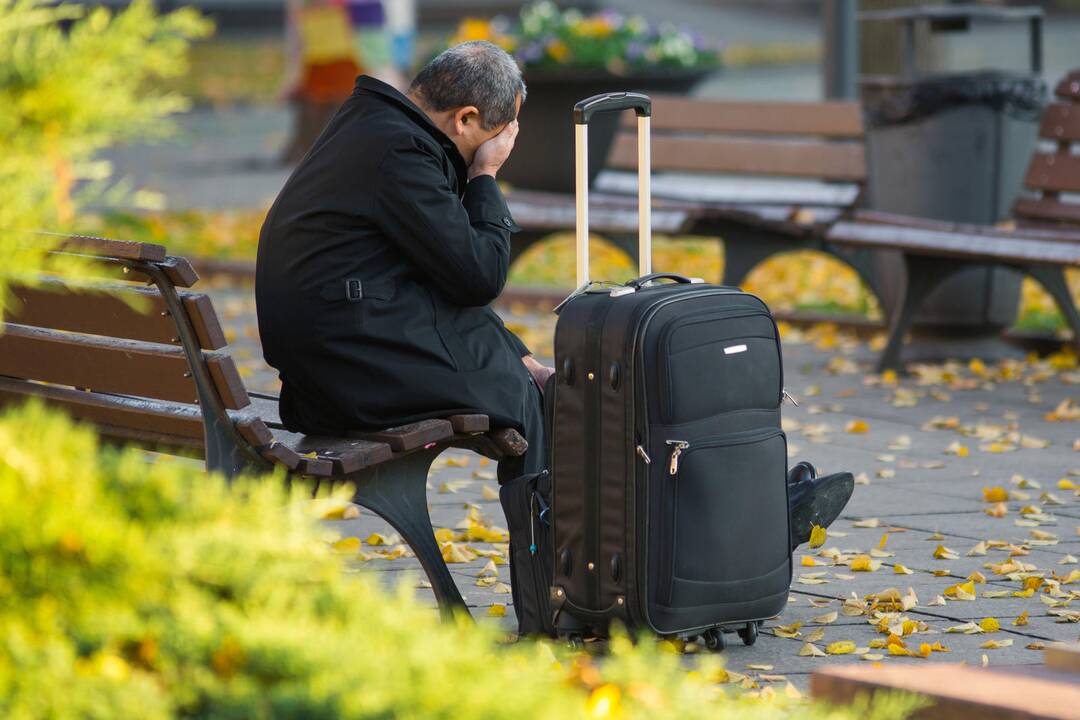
[858,5,1047,339]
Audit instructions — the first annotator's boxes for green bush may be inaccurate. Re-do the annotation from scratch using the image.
[0,0,211,315]
[0,401,925,718]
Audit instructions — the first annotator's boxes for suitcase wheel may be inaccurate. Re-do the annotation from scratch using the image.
[566,633,585,651]
[738,622,758,646]
[701,628,725,652]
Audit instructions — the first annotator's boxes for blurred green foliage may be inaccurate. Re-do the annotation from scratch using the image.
[0,0,211,316]
[0,401,927,718]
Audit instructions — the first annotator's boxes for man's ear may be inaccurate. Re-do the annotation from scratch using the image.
[452,105,481,135]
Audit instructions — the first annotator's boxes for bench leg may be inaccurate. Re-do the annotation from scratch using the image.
[1024,264,1080,355]
[347,447,469,621]
[719,228,801,288]
[878,255,961,373]
[826,244,888,310]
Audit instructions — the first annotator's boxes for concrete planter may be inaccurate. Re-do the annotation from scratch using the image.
[499,66,716,193]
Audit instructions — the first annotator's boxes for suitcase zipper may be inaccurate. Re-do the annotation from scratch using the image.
[666,440,690,475]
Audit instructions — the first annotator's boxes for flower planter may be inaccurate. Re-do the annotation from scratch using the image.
[499,66,716,193]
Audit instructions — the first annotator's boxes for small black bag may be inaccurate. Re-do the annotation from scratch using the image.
[499,469,554,636]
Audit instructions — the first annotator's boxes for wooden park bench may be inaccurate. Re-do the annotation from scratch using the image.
[506,95,878,294]
[0,235,527,619]
[826,69,1080,371]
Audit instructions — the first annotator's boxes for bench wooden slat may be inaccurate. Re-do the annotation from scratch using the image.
[46,233,167,262]
[827,221,1080,266]
[508,193,690,234]
[622,97,864,138]
[181,294,228,349]
[608,134,867,182]
[0,375,205,440]
[205,355,250,410]
[5,278,226,350]
[1025,153,1080,194]
[272,429,393,475]
[448,414,489,434]
[351,418,454,452]
[1039,103,1080,143]
[0,324,249,410]
[159,256,199,288]
[855,208,1080,242]
[594,170,861,208]
[1014,196,1080,226]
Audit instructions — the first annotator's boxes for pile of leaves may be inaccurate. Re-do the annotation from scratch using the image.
[0,401,925,718]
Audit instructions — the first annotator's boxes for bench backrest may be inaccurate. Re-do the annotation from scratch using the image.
[1013,69,1080,227]
[0,235,279,474]
[606,96,867,185]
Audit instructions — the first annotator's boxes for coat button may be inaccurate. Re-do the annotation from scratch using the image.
[502,217,513,227]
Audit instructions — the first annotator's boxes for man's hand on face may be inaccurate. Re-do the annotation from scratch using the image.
[468,120,519,180]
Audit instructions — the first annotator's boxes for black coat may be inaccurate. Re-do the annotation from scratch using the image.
[256,75,534,435]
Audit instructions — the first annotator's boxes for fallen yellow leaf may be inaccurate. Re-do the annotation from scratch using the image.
[825,641,856,655]
[982,487,1009,503]
[808,524,827,549]
[978,617,1000,633]
[486,604,507,617]
[846,419,870,434]
[980,638,1013,649]
[331,537,361,552]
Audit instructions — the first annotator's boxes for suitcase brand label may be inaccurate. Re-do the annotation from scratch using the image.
[723,344,748,355]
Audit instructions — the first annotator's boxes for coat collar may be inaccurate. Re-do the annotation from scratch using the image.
[354,75,468,184]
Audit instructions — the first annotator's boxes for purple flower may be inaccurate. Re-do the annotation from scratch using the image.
[515,41,545,63]
[598,9,623,27]
[626,41,646,60]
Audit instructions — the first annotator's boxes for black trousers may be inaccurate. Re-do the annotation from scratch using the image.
[496,377,548,484]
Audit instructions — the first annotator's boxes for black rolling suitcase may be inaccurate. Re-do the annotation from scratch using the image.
[548,92,793,649]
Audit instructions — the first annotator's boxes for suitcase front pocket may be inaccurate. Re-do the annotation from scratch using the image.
[658,310,782,424]
[658,429,790,609]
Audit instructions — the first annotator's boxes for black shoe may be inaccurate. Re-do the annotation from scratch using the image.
[788,461,816,486]
[789,470,854,548]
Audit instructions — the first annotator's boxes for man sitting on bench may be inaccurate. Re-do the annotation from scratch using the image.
[256,40,852,605]
[257,41,549,484]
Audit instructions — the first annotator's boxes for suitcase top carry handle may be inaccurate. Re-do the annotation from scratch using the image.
[573,92,652,124]
[624,273,694,289]
[575,92,652,289]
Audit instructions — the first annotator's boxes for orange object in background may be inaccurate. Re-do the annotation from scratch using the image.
[300,58,362,103]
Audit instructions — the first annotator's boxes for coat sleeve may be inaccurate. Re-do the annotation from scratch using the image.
[375,135,521,307]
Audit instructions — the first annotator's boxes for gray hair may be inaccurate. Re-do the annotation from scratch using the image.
[410,41,526,130]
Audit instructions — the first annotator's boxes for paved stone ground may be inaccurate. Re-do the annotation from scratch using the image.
[209,282,1080,690]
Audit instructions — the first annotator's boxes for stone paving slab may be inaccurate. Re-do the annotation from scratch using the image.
[208,287,1080,689]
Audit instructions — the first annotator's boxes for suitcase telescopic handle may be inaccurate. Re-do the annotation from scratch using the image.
[574,92,652,289]
[573,92,652,123]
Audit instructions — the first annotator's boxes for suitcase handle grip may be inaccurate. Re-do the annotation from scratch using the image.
[573,92,652,124]
[625,273,694,289]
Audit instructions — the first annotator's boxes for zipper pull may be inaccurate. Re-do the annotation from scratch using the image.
[666,440,690,475]
[636,445,652,464]
[783,388,799,407]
